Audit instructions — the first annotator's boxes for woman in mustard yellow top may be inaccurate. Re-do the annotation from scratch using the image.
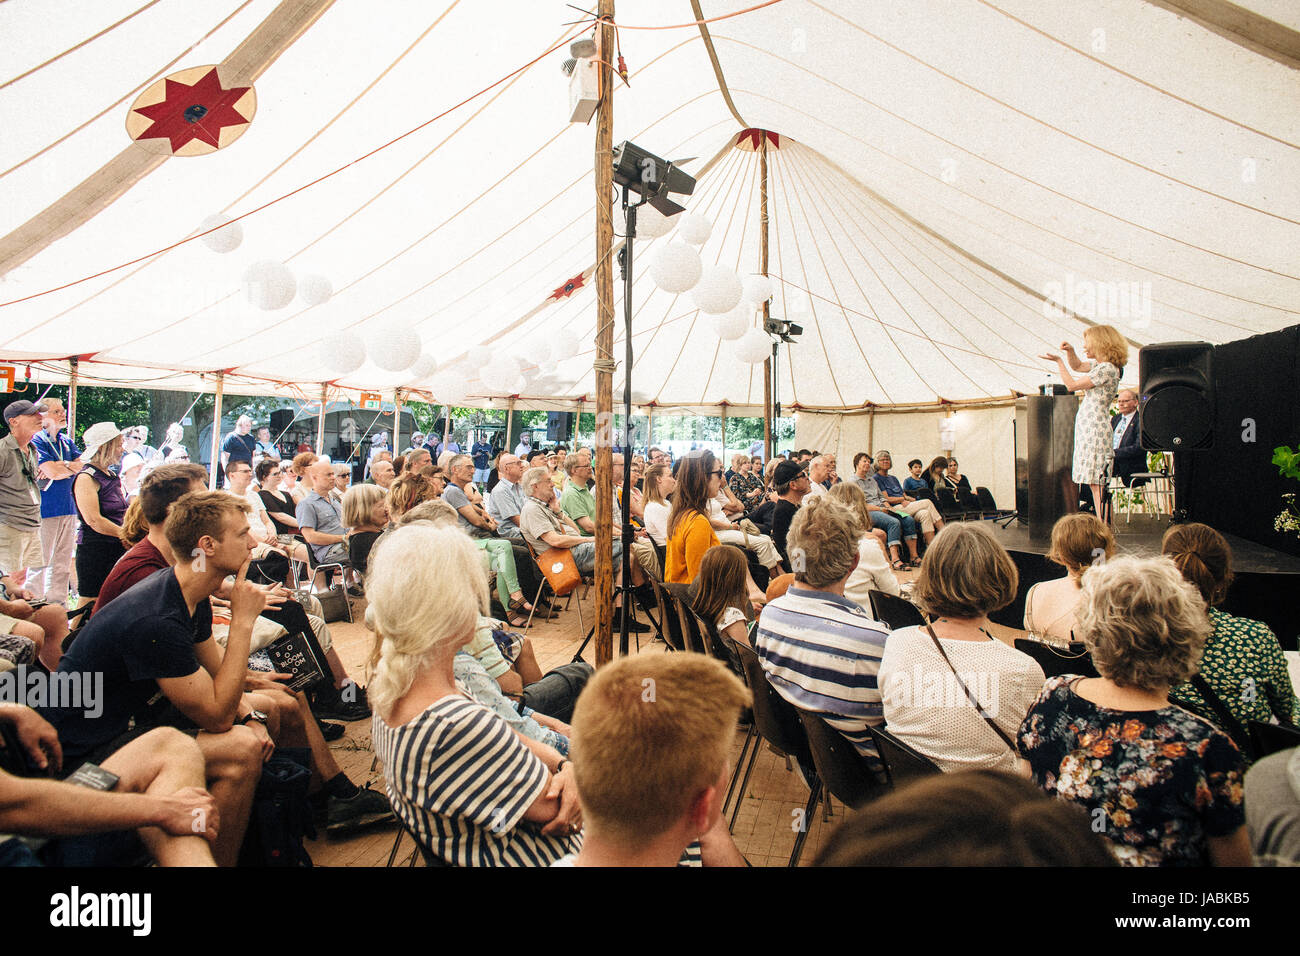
[665,451,722,583]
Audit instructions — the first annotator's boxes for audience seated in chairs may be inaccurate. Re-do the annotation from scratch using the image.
[754,496,890,767]
[287,452,318,505]
[687,544,757,653]
[0,571,69,671]
[826,483,898,605]
[1163,523,1300,752]
[879,523,1045,774]
[296,461,361,595]
[39,492,275,866]
[560,653,749,866]
[665,451,723,584]
[341,483,388,580]
[227,458,309,573]
[1023,513,1114,645]
[853,453,922,570]
[445,454,549,628]
[1017,554,1252,866]
[95,464,367,725]
[872,451,944,542]
[0,703,220,866]
[369,523,582,866]
[518,466,649,632]
[814,769,1116,866]
[640,462,674,549]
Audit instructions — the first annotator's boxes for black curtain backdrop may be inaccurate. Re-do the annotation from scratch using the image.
[1178,324,1300,559]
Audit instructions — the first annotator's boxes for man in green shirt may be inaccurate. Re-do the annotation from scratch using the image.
[559,451,597,536]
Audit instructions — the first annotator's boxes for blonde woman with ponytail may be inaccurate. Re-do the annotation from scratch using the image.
[367,523,582,866]
[1023,514,1115,645]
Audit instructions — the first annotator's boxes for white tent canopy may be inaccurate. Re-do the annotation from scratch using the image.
[2,0,1297,407]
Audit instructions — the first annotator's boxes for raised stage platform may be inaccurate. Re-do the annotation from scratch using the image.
[986,517,1300,650]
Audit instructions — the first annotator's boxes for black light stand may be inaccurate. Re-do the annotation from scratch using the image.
[764,316,802,453]
[615,185,644,657]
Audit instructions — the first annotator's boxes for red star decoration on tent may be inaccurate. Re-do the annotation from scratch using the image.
[132,68,251,153]
[735,128,780,151]
[548,271,587,301]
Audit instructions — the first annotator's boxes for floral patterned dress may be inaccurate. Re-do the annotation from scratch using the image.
[1072,360,1119,484]
[1170,609,1300,747]
[1018,676,1246,866]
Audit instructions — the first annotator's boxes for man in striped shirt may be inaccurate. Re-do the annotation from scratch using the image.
[755,496,891,768]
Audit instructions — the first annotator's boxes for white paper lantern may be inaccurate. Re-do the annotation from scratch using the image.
[243,260,296,310]
[199,214,243,253]
[320,331,366,375]
[742,274,774,306]
[299,274,333,307]
[431,371,468,405]
[552,328,580,360]
[481,356,522,394]
[691,265,743,314]
[649,242,702,294]
[636,205,680,239]
[467,345,493,369]
[525,336,552,364]
[409,353,438,380]
[711,305,751,341]
[676,213,712,245]
[734,328,771,364]
[371,324,421,372]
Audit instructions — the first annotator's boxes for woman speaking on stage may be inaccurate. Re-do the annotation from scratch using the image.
[1040,324,1129,519]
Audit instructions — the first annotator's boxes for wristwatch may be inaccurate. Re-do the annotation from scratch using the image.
[238,709,268,726]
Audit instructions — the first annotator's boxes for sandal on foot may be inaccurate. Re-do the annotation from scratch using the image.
[891,560,908,571]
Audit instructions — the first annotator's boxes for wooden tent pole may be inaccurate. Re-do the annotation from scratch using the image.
[505,397,516,452]
[593,0,616,667]
[316,384,327,456]
[66,358,79,438]
[208,372,225,490]
[760,131,773,461]
[393,389,403,455]
[720,403,727,456]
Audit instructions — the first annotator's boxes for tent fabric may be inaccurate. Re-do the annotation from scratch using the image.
[1,0,1297,408]
[797,404,1018,512]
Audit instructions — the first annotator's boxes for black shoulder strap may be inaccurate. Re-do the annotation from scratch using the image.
[1187,673,1254,759]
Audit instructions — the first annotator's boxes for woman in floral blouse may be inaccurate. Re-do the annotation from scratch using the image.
[1162,523,1300,747]
[1018,555,1251,867]
[728,454,764,512]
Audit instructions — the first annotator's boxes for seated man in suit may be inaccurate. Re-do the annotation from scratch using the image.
[1111,389,1147,487]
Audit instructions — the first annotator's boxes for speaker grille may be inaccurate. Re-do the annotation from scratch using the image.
[1141,385,1213,449]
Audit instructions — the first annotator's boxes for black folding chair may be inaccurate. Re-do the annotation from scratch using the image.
[732,642,820,867]
[796,707,887,813]
[868,590,926,630]
[646,577,685,651]
[974,486,1012,519]
[866,724,942,790]
[386,818,450,868]
[1014,638,1100,679]
[1248,721,1300,760]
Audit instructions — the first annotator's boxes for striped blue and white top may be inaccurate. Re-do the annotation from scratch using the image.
[373,695,579,867]
[754,585,891,762]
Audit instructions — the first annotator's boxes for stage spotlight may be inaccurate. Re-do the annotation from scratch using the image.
[612,141,696,217]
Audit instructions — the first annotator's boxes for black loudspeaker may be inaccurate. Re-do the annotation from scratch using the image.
[546,412,574,443]
[269,408,294,436]
[1139,342,1214,450]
